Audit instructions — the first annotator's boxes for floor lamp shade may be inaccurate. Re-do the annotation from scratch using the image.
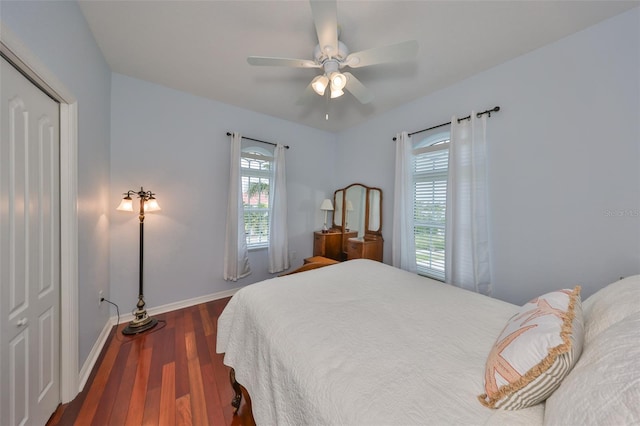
[116,196,134,212]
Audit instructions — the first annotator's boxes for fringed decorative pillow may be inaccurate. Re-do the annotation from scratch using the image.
[478,286,583,410]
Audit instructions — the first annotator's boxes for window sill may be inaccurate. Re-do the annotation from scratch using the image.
[417,272,445,282]
[248,245,268,252]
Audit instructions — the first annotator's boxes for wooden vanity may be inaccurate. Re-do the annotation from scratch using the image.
[313,183,383,262]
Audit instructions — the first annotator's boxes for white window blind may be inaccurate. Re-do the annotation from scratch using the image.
[413,140,449,280]
[241,150,273,248]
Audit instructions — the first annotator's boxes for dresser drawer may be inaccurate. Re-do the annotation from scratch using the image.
[313,233,325,254]
[313,231,343,261]
[346,237,383,262]
[346,239,361,259]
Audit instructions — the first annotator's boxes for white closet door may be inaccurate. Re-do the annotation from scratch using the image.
[1,55,61,426]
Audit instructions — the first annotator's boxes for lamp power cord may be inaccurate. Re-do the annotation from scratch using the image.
[100,297,166,342]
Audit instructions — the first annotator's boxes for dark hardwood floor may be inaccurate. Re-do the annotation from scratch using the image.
[47,297,255,426]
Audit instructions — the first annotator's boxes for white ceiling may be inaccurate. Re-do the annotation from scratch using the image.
[78,0,638,132]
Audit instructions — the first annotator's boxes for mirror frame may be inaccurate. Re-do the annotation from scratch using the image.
[332,183,382,237]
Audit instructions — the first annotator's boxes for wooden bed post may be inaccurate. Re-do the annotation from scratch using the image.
[230,368,242,414]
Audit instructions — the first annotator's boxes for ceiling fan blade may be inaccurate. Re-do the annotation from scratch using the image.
[247,56,320,68]
[344,72,374,104]
[310,0,338,58]
[296,81,318,105]
[344,40,419,68]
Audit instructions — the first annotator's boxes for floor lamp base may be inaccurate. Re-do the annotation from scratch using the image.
[122,311,158,335]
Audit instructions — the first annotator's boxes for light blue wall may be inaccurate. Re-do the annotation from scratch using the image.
[336,7,640,304]
[1,1,112,367]
[109,73,337,311]
[2,0,638,385]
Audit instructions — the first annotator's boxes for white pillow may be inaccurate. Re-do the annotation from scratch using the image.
[582,275,640,345]
[544,311,640,425]
[479,286,583,410]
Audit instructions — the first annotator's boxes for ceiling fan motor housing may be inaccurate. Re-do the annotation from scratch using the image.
[314,40,349,65]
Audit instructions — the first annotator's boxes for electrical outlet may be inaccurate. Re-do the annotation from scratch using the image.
[98,290,103,306]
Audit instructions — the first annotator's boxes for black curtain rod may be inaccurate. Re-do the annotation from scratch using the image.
[392,106,500,141]
[226,132,290,149]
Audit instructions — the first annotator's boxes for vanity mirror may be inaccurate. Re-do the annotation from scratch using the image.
[332,183,383,261]
[333,183,382,236]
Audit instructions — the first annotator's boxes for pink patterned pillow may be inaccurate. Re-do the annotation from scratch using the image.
[478,286,583,410]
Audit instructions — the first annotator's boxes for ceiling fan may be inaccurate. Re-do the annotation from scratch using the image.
[247,0,418,105]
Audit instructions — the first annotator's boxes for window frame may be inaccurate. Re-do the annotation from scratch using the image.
[240,146,273,250]
[412,131,450,281]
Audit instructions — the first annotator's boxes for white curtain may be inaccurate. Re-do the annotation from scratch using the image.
[392,131,417,273]
[224,132,251,281]
[445,113,491,295]
[268,144,289,273]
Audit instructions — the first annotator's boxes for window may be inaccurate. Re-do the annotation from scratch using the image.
[241,147,273,248]
[413,133,450,280]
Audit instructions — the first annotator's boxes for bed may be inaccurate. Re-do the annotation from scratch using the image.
[217,259,640,425]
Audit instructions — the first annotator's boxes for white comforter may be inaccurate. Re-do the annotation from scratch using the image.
[217,259,544,425]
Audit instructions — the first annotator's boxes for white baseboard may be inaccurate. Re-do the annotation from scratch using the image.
[114,287,241,324]
[78,319,112,393]
[77,287,241,394]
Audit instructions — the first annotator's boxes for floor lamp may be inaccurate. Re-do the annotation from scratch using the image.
[117,187,161,335]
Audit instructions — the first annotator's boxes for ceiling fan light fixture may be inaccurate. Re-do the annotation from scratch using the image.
[330,87,344,99]
[311,75,329,96]
[329,72,346,90]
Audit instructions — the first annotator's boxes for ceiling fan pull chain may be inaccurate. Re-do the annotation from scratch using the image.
[325,89,330,120]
